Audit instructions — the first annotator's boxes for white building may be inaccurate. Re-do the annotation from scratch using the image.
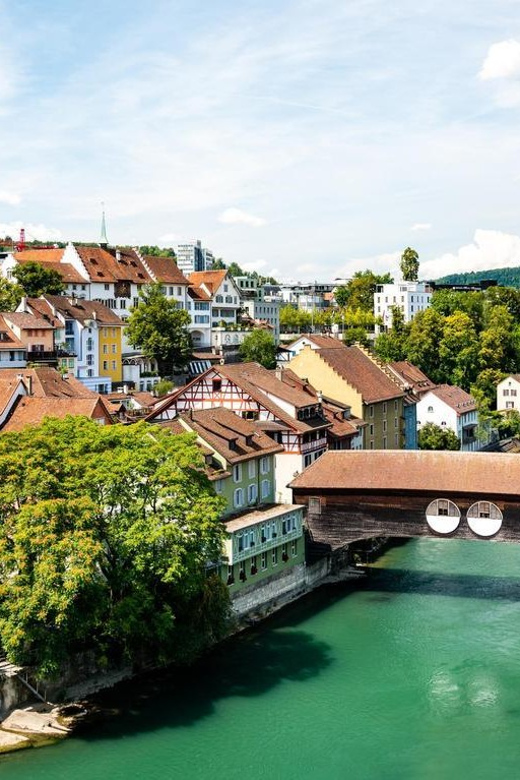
[374,281,432,330]
[235,276,281,343]
[496,375,520,412]
[175,240,214,275]
[416,384,480,452]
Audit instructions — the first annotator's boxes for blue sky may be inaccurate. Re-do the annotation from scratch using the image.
[1,0,520,281]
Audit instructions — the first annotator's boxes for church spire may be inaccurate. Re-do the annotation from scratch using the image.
[100,202,108,247]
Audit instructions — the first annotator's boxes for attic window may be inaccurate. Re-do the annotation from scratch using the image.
[97,271,104,277]
[229,440,237,451]
[130,260,137,267]
[137,273,145,279]
[245,435,253,446]
[118,258,128,265]
[90,258,98,265]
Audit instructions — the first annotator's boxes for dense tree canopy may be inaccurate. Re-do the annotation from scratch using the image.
[127,283,192,377]
[418,423,460,451]
[0,417,229,678]
[13,261,65,297]
[0,277,24,311]
[335,271,393,312]
[239,330,277,368]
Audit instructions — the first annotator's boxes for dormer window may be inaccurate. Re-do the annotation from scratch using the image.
[97,271,104,277]
[90,258,98,265]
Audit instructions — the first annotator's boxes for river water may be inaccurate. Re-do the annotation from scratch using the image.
[2,538,520,779]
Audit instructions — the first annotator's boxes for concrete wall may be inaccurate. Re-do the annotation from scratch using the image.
[230,557,331,619]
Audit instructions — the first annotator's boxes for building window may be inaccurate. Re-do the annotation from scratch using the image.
[383,437,387,449]
[87,354,94,366]
[369,405,374,417]
[112,344,117,353]
[383,402,387,414]
[112,361,116,370]
[394,417,398,428]
[427,406,434,413]
[248,484,257,503]
[103,344,108,354]
[383,420,387,432]
[395,433,399,446]
[215,479,223,494]
[261,552,267,570]
[369,424,374,436]
[261,479,270,499]
[212,378,222,392]
[272,548,278,566]
[504,389,510,396]
[233,463,242,483]
[248,460,256,478]
[291,539,297,557]
[234,488,244,508]
[260,456,269,474]
[103,360,108,370]
[104,284,110,290]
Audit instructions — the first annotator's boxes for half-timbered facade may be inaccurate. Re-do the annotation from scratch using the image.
[147,362,333,501]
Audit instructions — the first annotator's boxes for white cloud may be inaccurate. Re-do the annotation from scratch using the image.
[158,233,182,245]
[0,221,62,242]
[422,229,520,279]
[336,251,401,279]
[410,222,431,232]
[241,259,267,272]
[218,208,267,227]
[0,190,21,205]
[479,40,520,80]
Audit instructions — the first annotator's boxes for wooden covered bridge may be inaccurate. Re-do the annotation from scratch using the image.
[289,451,520,549]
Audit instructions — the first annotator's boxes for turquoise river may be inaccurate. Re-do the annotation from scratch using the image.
[3,537,520,779]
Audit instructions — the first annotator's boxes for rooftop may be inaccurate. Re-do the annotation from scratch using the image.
[289,450,520,496]
[427,384,477,414]
[313,345,405,404]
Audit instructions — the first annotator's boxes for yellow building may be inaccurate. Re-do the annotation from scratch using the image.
[289,343,406,449]
[99,325,123,383]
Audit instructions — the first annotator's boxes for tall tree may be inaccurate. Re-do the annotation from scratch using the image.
[405,308,445,383]
[239,330,277,368]
[13,261,65,297]
[336,270,393,312]
[126,283,192,377]
[439,311,479,389]
[400,247,419,281]
[0,418,228,677]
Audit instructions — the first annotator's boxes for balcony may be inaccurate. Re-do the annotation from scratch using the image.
[26,349,77,364]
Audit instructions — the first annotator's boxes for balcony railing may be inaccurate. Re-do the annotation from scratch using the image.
[27,350,77,362]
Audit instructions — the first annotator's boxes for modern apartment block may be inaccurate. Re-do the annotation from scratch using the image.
[374,281,432,330]
[174,240,214,275]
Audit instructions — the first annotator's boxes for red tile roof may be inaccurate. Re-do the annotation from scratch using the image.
[142,255,189,285]
[74,246,152,284]
[13,250,87,284]
[178,407,284,463]
[43,295,124,326]
[389,361,436,396]
[428,384,477,414]
[0,367,96,398]
[314,346,404,404]
[2,397,112,432]
[3,312,55,330]
[188,286,211,301]
[0,315,25,349]
[188,270,228,295]
[289,450,520,497]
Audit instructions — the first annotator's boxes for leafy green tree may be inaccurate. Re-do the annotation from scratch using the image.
[280,306,312,333]
[227,262,246,277]
[127,283,192,378]
[0,418,228,677]
[418,423,460,450]
[336,270,393,312]
[400,247,419,281]
[211,258,227,270]
[153,379,174,397]
[343,326,370,347]
[478,306,517,372]
[485,286,520,320]
[13,261,65,297]
[431,289,484,328]
[0,277,24,311]
[471,368,506,414]
[405,308,445,383]
[439,311,479,389]
[138,245,176,258]
[239,330,277,368]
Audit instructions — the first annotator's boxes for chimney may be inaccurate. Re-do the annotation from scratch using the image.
[275,365,283,381]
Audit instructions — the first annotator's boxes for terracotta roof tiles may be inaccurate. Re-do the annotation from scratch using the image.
[316,346,405,404]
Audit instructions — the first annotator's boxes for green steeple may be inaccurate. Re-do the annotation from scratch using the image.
[100,202,108,247]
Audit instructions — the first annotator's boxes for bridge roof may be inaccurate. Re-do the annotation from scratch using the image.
[289,451,520,498]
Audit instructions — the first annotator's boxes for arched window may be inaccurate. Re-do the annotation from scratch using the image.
[466,501,502,537]
[427,405,434,413]
[425,498,461,534]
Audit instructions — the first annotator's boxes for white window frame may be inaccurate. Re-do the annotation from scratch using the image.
[248,483,257,503]
[234,488,244,508]
[233,463,242,483]
[248,460,256,479]
[261,479,270,499]
[260,456,269,474]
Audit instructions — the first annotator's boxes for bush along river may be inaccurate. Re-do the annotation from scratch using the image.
[2,537,520,779]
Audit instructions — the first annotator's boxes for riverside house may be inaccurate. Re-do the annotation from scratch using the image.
[164,408,305,614]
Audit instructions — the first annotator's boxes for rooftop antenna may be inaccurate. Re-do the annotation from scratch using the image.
[100,202,108,248]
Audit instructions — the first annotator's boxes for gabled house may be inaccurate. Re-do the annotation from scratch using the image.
[20,296,124,393]
[497,375,520,412]
[147,361,332,500]
[188,270,242,329]
[289,343,406,449]
[416,384,480,451]
[0,315,27,369]
[164,408,305,608]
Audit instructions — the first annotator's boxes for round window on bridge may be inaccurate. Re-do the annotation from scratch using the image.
[466,501,503,538]
[426,499,461,535]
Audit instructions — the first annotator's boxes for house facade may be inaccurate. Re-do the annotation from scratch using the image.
[416,385,479,452]
[374,280,432,330]
[497,375,520,412]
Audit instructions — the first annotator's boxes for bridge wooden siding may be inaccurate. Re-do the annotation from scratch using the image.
[289,451,520,549]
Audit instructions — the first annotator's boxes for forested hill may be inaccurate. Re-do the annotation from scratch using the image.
[435,267,520,288]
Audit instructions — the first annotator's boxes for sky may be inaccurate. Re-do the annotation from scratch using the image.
[1,0,520,282]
